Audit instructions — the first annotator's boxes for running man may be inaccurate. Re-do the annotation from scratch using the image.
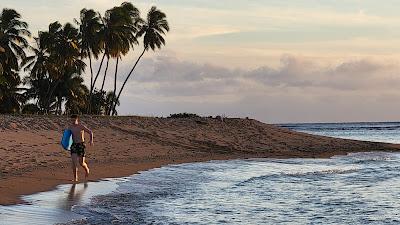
[69,114,93,182]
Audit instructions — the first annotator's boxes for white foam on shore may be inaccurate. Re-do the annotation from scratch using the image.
[0,178,125,225]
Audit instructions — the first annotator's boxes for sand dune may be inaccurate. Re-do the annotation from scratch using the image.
[0,115,398,205]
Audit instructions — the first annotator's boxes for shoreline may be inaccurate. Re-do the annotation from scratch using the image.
[0,151,383,206]
[0,152,340,206]
[1,115,399,205]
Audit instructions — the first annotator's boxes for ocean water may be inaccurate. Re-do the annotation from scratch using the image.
[1,122,400,225]
[279,122,400,144]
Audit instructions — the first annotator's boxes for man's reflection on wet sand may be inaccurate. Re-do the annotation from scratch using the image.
[60,182,88,210]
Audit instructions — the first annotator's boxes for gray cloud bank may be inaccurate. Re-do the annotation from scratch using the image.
[108,54,400,123]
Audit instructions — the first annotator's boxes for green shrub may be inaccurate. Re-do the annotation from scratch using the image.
[168,113,200,119]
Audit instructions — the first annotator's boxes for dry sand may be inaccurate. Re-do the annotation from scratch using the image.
[0,115,399,205]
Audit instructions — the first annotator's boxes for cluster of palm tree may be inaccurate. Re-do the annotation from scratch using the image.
[0,2,169,115]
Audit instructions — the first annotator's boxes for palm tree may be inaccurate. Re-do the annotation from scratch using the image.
[88,90,118,115]
[45,22,85,113]
[24,22,85,114]
[98,2,140,115]
[76,8,103,113]
[111,6,169,115]
[64,73,89,114]
[0,9,30,72]
[89,89,105,115]
[0,71,26,113]
[24,35,49,80]
[52,67,87,115]
[0,8,30,113]
[105,91,119,115]
[23,32,55,112]
[23,75,53,112]
[21,103,40,114]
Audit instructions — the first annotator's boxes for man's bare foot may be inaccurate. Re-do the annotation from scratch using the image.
[85,169,90,179]
[72,178,78,183]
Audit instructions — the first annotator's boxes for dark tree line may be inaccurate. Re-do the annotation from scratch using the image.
[0,2,169,115]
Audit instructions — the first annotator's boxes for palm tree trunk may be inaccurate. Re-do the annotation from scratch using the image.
[91,53,106,92]
[56,97,59,115]
[44,79,53,114]
[100,56,110,93]
[87,53,93,113]
[88,52,106,114]
[58,96,62,115]
[46,80,61,114]
[110,57,119,116]
[89,54,94,89]
[112,48,146,116]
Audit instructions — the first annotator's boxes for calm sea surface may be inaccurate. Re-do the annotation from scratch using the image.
[280,122,400,144]
[1,122,400,225]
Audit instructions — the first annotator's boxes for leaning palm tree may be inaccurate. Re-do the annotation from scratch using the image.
[98,2,140,115]
[76,8,103,113]
[111,6,169,115]
[77,8,102,88]
[0,8,30,113]
[88,2,140,115]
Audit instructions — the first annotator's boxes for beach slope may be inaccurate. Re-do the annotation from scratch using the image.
[0,115,398,205]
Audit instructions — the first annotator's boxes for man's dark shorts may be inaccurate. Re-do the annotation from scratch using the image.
[71,142,86,157]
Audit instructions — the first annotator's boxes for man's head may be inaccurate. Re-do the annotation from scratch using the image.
[71,114,79,124]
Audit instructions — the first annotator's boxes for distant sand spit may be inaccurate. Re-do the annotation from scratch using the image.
[0,115,398,205]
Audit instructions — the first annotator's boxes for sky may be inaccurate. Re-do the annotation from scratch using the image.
[3,0,400,123]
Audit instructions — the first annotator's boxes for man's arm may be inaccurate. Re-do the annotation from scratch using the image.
[82,124,94,145]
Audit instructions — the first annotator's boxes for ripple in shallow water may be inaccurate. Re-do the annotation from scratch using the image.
[2,152,400,225]
[64,152,400,225]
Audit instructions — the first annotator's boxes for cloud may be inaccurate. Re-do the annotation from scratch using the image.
[127,54,399,94]
[109,53,400,123]
[132,56,236,83]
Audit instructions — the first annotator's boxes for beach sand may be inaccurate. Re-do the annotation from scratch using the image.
[0,115,398,205]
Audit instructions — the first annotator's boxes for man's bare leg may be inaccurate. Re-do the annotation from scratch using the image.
[71,153,79,182]
[79,156,90,179]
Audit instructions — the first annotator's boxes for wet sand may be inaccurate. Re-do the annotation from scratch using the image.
[1,115,399,205]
